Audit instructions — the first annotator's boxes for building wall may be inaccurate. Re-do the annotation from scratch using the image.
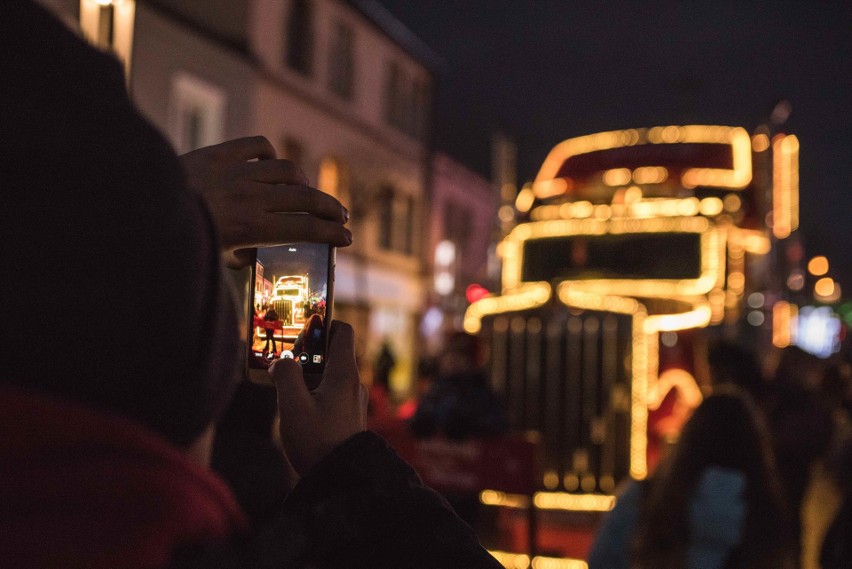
[427,152,499,340]
[131,3,255,151]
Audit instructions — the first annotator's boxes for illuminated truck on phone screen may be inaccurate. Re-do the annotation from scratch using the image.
[270,275,309,327]
[465,125,800,508]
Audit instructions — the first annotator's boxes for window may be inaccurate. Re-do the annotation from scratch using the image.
[318,157,349,206]
[384,62,405,130]
[168,73,226,154]
[400,194,416,255]
[383,61,429,139]
[286,0,314,76]
[378,185,394,250]
[443,203,470,264]
[411,79,429,139]
[78,0,136,77]
[328,21,355,100]
[377,186,416,255]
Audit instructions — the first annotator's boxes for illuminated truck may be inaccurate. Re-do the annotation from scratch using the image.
[465,125,800,505]
[270,275,309,327]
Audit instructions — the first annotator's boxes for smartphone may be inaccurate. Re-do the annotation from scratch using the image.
[247,243,334,388]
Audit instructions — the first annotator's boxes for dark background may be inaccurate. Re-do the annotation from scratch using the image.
[378,1,852,294]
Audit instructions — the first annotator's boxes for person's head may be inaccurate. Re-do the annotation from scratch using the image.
[660,387,774,478]
[438,331,482,376]
[774,345,825,391]
[2,114,241,456]
[707,339,765,399]
[633,386,790,569]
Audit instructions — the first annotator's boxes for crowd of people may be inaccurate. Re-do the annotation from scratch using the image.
[589,342,851,569]
[3,2,850,569]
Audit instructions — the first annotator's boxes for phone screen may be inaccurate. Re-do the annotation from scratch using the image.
[248,243,333,381]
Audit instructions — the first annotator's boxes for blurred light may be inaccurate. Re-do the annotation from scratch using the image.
[699,197,724,216]
[815,277,836,299]
[796,306,842,358]
[479,490,529,509]
[594,204,612,220]
[678,197,701,216]
[466,283,490,304]
[772,135,799,238]
[532,556,589,569]
[644,303,712,333]
[661,331,678,347]
[420,307,444,338]
[747,311,765,326]
[728,271,745,291]
[787,271,805,291]
[647,368,703,411]
[317,158,340,198]
[563,473,580,491]
[752,133,770,152]
[514,186,536,213]
[747,292,765,308]
[488,551,530,569]
[435,239,455,266]
[723,194,742,212]
[533,492,615,512]
[464,283,551,333]
[772,301,795,348]
[498,205,515,223]
[603,168,631,186]
[573,201,594,218]
[771,100,793,124]
[535,126,752,198]
[543,471,559,490]
[624,186,643,204]
[808,256,829,276]
[633,166,668,184]
[434,273,454,296]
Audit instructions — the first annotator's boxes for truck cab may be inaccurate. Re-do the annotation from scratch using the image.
[465,125,799,498]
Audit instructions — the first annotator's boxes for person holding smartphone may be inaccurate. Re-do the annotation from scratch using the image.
[1,3,500,568]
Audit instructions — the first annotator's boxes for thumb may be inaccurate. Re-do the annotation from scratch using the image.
[269,357,313,419]
[317,321,359,395]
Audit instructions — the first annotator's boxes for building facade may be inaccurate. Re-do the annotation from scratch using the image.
[424,152,500,354]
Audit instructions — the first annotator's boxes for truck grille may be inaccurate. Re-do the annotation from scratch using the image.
[483,308,633,493]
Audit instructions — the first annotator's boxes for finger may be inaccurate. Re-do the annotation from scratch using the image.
[227,248,254,270]
[214,136,277,162]
[269,357,313,420]
[251,213,352,248]
[319,321,360,393]
[257,185,348,224]
[241,159,309,186]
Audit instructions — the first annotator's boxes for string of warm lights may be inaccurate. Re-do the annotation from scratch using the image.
[488,551,590,569]
[532,125,752,200]
[772,135,800,239]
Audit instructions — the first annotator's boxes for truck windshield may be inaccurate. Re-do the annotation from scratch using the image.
[521,233,702,282]
[281,288,302,296]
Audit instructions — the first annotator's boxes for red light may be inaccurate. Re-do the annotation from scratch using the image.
[466,284,490,304]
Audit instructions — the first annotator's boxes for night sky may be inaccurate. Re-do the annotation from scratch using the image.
[378,0,852,294]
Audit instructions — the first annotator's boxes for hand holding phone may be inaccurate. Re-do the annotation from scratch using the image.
[269,321,367,475]
[248,242,334,388]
